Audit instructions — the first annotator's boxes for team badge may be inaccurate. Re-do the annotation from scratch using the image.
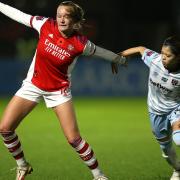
[68,44,74,51]
[171,79,178,86]
[161,77,168,82]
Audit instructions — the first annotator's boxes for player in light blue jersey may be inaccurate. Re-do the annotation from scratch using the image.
[119,36,180,180]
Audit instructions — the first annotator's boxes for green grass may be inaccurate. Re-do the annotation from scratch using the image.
[0,97,172,180]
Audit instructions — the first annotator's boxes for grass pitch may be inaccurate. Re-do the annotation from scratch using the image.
[0,97,173,180]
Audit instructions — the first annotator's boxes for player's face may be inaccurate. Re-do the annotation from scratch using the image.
[161,45,179,71]
[56,5,75,37]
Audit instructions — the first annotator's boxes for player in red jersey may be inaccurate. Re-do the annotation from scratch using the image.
[0,1,126,180]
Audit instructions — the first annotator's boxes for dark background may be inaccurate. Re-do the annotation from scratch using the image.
[0,0,180,96]
[0,0,180,59]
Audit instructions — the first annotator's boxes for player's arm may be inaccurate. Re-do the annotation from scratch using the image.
[93,46,126,65]
[0,2,32,27]
[111,46,147,74]
[93,46,128,74]
[121,46,147,57]
[83,40,126,65]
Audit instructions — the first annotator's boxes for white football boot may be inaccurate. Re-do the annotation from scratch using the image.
[93,175,108,180]
[16,163,33,180]
[170,170,180,180]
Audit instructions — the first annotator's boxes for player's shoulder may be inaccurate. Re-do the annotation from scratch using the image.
[68,33,88,52]
[73,33,88,46]
[144,49,160,58]
[31,16,48,25]
[41,17,54,27]
[144,49,161,61]
[171,71,180,79]
[39,17,56,33]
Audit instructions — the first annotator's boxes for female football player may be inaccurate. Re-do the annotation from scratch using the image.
[0,1,126,180]
[119,36,180,180]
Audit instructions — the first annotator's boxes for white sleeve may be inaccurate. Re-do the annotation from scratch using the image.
[0,2,32,27]
[142,49,160,67]
[82,40,126,64]
[31,16,48,33]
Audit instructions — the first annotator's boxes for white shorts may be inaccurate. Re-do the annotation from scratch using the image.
[15,81,72,108]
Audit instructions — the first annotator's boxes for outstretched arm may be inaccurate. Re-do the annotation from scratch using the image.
[93,46,126,65]
[111,46,147,74]
[82,40,126,65]
[121,46,146,57]
[0,2,32,27]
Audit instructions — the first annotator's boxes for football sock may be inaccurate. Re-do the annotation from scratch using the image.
[160,140,180,170]
[69,136,103,177]
[1,131,27,167]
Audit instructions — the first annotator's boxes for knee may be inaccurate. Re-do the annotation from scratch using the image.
[159,140,172,151]
[0,124,7,132]
[0,122,11,132]
[157,137,172,157]
[173,130,180,146]
[68,135,82,148]
[0,124,14,140]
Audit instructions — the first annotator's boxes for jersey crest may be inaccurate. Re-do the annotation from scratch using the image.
[67,44,74,51]
[171,79,178,86]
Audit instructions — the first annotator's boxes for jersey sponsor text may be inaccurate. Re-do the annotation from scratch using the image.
[44,39,71,60]
[150,78,172,93]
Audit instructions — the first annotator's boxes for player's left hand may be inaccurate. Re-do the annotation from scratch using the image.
[111,53,128,74]
[117,52,128,67]
[111,62,119,74]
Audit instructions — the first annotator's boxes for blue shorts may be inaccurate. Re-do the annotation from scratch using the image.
[149,105,180,140]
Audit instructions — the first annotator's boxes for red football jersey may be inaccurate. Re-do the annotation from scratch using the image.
[25,16,94,92]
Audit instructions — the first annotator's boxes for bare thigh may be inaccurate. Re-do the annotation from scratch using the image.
[0,96,37,131]
[53,99,80,142]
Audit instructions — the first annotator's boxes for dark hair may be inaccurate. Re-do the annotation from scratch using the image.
[163,36,180,56]
[59,1,85,30]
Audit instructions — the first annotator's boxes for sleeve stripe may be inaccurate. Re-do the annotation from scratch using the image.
[30,16,34,27]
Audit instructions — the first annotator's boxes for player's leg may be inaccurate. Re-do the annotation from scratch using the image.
[52,99,108,180]
[169,106,180,180]
[149,112,180,180]
[0,96,37,164]
[172,121,180,152]
[0,96,36,178]
[158,137,180,170]
[171,106,180,146]
[158,138,180,180]
[0,82,41,180]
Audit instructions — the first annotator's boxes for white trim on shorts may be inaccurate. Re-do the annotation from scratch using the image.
[15,81,72,108]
